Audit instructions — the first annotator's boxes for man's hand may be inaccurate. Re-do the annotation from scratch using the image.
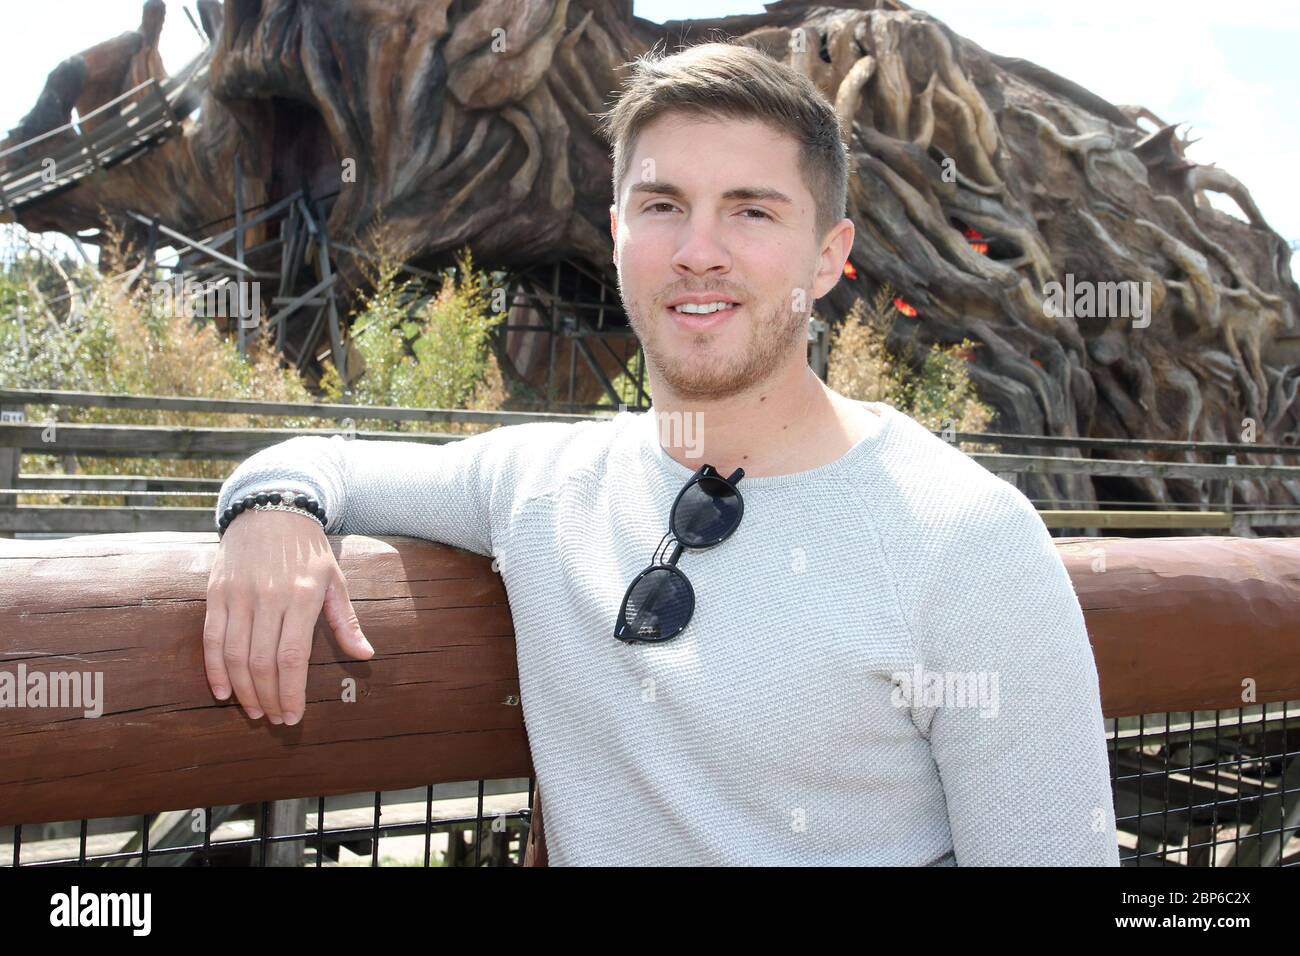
[203,510,374,724]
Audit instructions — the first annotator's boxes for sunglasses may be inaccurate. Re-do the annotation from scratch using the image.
[614,463,746,644]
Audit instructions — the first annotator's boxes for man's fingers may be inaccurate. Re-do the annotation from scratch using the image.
[276,595,318,726]
[222,603,261,719]
[321,573,374,660]
[248,602,286,723]
[202,599,231,700]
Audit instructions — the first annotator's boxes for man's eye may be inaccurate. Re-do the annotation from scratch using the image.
[646,202,676,213]
[741,208,772,220]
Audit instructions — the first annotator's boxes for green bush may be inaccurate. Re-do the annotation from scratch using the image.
[1,217,635,511]
[826,285,996,449]
[317,234,508,436]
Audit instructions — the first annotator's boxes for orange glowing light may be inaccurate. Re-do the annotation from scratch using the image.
[964,226,989,256]
[894,297,918,317]
[843,261,858,279]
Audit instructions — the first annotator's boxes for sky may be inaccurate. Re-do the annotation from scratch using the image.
[2,0,1296,271]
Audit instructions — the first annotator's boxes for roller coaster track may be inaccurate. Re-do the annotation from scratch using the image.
[0,66,204,217]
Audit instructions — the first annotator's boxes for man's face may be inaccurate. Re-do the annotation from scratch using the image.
[609,113,852,402]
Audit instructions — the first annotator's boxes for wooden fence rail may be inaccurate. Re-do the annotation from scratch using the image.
[0,533,531,827]
[7,387,1300,451]
[5,421,1300,479]
[1,533,1298,863]
[4,427,1299,533]
[0,388,598,425]
[3,388,1300,535]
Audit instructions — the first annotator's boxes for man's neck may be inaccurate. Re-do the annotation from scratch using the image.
[650,365,870,479]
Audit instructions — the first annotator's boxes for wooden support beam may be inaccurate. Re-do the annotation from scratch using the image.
[311,201,348,383]
[145,216,159,273]
[594,333,650,407]
[266,275,337,335]
[289,200,331,374]
[0,403,21,540]
[148,77,175,128]
[125,211,254,275]
[234,153,247,357]
[949,431,1300,458]
[295,197,318,236]
[17,473,221,492]
[969,453,1300,483]
[198,191,302,252]
[573,335,625,407]
[330,241,442,282]
[296,305,329,373]
[547,266,559,404]
[278,201,308,357]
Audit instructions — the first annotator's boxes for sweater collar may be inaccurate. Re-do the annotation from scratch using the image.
[635,400,894,488]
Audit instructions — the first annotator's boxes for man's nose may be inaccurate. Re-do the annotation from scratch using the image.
[671,215,731,276]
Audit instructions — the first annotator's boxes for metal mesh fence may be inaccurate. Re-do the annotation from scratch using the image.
[1,778,536,867]
[4,701,1298,866]
[1109,702,1299,866]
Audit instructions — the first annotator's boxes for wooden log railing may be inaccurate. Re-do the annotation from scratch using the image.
[1,532,1299,866]
[0,533,530,823]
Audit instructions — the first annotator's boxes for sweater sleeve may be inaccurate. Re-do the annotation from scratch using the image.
[214,422,583,558]
[906,483,1121,866]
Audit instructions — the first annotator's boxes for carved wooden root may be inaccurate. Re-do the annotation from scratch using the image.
[4,0,1298,516]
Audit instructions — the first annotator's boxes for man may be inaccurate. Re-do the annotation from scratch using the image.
[204,41,1120,866]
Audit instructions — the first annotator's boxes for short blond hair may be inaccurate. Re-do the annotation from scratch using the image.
[595,40,850,243]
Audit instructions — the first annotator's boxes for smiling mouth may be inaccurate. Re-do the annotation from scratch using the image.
[665,303,741,331]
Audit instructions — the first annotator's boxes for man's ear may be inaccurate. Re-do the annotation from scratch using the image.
[609,203,618,266]
[813,217,855,299]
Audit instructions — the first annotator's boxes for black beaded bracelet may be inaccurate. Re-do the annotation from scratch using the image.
[217,490,328,539]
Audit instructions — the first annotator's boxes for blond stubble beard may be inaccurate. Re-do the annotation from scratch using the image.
[626,293,810,402]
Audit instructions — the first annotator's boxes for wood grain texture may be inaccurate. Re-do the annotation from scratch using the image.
[1057,535,1300,716]
[2,531,1299,866]
[0,532,534,829]
[3,1,1297,501]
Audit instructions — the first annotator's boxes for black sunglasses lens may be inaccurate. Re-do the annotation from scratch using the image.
[617,567,693,642]
[672,475,742,548]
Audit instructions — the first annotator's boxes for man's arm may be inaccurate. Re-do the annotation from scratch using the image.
[215,422,589,556]
[908,484,1121,866]
[204,419,593,724]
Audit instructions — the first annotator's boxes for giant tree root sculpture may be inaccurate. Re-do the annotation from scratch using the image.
[3,0,1297,513]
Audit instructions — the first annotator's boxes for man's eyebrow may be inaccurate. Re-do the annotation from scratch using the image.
[628,181,794,205]
[721,186,795,205]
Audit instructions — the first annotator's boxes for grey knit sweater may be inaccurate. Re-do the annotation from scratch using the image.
[215,400,1121,866]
